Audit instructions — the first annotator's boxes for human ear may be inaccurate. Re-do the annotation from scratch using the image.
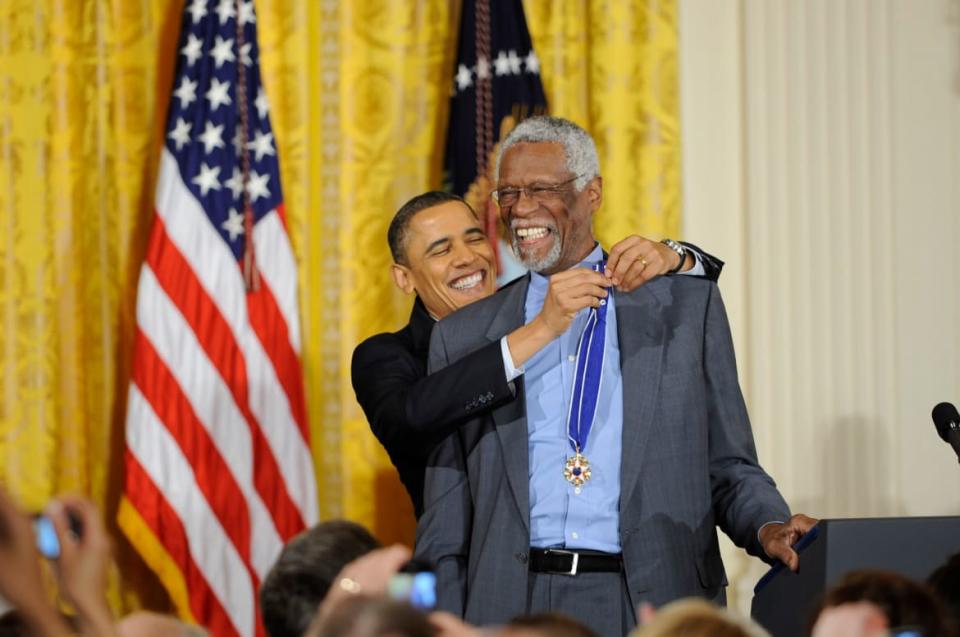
[391,264,416,295]
[587,176,603,211]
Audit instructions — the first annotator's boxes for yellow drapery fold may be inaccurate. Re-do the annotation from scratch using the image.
[0,0,679,611]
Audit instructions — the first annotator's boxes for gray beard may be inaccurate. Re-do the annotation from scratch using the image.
[512,234,562,273]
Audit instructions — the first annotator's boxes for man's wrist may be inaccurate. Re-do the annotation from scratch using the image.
[758,520,785,554]
[661,239,686,274]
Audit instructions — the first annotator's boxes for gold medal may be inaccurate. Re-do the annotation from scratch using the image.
[563,452,592,490]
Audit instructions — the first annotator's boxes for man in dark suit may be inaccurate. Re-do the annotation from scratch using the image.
[351,191,721,517]
[415,117,815,635]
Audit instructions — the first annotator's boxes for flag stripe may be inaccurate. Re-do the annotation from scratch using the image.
[123,456,238,636]
[247,274,308,444]
[143,212,300,550]
[125,387,252,636]
[154,149,317,526]
[130,323,283,581]
[253,209,302,354]
[131,327,254,572]
[134,262,305,543]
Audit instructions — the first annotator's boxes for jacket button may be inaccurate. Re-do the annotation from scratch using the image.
[515,552,528,564]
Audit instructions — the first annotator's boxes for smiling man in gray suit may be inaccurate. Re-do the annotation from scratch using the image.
[415,116,815,636]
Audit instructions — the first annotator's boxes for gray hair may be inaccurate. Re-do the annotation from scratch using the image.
[495,116,600,191]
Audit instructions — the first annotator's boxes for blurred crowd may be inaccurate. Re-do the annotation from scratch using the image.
[1,488,958,637]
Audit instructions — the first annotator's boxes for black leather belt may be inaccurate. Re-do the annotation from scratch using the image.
[528,548,622,575]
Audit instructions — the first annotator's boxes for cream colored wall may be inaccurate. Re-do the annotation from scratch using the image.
[679,0,960,614]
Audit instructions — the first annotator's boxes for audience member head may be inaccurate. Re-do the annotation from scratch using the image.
[811,569,953,637]
[929,552,960,629]
[116,611,208,637]
[630,598,770,637]
[388,191,497,319]
[308,596,434,637]
[503,612,598,637]
[260,520,381,637]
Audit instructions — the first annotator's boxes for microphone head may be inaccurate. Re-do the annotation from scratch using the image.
[932,402,960,442]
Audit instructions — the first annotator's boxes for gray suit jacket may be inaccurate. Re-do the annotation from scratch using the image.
[415,273,790,625]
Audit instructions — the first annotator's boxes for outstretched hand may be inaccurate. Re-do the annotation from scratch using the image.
[313,544,412,628]
[605,235,685,292]
[759,513,819,572]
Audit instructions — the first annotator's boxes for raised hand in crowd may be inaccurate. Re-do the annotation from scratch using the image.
[0,486,74,637]
[48,495,116,637]
[310,544,412,632]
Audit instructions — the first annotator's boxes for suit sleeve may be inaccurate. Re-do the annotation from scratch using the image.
[701,282,790,560]
[351,335,513,450]
[414,321,472,615]
[680,241,724,282]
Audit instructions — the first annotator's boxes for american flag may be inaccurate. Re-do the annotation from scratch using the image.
[119,1,317,635]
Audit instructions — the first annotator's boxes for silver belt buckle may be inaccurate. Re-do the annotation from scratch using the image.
[546,548,579,576]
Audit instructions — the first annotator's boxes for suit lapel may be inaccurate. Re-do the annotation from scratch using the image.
[484,276,531,531]
[616,285,665,509]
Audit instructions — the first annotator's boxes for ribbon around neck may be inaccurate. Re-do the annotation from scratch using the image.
[565,261,608,455]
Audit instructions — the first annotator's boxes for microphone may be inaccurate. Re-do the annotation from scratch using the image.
[932,402,960,463]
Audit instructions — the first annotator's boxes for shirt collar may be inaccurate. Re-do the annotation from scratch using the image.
[529,243,604,293]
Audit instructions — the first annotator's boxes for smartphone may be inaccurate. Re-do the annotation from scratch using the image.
[388,560,436,610]
[32,509,83,560]
[33,515,61,559]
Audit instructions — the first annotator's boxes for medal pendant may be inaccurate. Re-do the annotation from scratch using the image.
[563,453,592,488]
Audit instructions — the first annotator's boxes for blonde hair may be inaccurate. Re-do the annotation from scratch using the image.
[630,599,770,637]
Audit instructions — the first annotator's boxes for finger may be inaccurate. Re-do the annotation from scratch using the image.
[558,283,610,307]
[790,514,819,534]
[46,500,77,563]
[55,495,99,545]
[617,260,659,293]
[552,277,611,304]
[610,245,649,284]
[769,542,799,572]
[605,236,642,277]
[552,268,611,288]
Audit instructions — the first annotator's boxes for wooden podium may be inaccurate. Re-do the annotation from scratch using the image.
[750,517,960,637]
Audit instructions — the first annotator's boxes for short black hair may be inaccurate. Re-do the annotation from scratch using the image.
[929,552,960,629]
[387,191,475,265]
[259,520,381,637]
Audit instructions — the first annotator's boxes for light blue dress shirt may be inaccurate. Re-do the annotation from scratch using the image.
[521,245,624,552]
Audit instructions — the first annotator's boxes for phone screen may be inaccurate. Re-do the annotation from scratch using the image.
[387,571,436,610]
[33,515,60,559]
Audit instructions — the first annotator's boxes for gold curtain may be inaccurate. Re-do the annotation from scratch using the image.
[0,0,679,612]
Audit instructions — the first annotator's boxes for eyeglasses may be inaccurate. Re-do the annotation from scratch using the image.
[491,175,583,207]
